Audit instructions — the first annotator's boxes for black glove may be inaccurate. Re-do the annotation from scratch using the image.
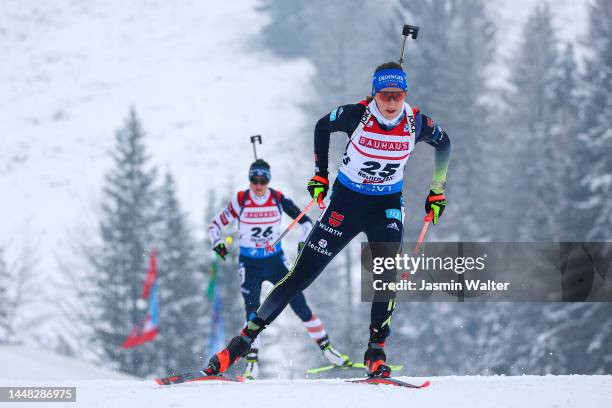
[307,175,329,207]
[213,241,228,260]
[425,190,446,225]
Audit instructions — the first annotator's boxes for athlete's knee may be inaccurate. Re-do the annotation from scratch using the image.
[288,293,313,321]
[242,289,260,311]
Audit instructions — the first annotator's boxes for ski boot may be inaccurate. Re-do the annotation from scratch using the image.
[205,317,266,375]
[317,335,351,366]
[243,348,259,380]
[364,326,391,378]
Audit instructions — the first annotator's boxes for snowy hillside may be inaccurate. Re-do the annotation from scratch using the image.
[0,0,313,262]
[0,345,134,380]
[1,375,610,408]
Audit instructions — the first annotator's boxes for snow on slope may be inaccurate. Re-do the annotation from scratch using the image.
[0,375,610,408]
[0,0,313,259]
[0,345,135,380]
[1,345,609,407]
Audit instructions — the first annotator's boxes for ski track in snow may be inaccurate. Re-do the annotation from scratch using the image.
[1,376,610,408]
[2,346,610,408]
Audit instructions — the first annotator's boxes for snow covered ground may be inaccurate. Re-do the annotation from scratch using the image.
[0,345,134,381]
[1,345,610,407]
[1,375,610,408]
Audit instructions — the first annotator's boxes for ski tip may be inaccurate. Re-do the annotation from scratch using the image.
[420,380,431,388]
[153,376,177,386]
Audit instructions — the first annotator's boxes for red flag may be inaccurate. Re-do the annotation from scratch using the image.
[122,250,159,349]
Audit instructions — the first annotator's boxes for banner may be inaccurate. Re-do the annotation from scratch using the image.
[122,249,159,348]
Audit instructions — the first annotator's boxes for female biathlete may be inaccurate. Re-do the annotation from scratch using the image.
[205,61,451,378]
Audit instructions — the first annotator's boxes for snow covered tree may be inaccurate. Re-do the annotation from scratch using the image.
[154,172,207,375]
[471,5,611,376]
[391,0,497,241]
[548,43,590,240]
[90,108,160,376]
[0,239,42,346]
[505,3,563,241]
[501,4,592,243]
[257,0,312,58]
[581,0,612,240]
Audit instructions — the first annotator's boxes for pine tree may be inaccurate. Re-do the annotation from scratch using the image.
[91,108,160,376]
[508,5,612,373]
[549,43,589,240]
[257,0,312,58]
[154,172,207,375]
[506,3,562,241]
[581,0,612,240]
[392,0,496,241]
[0,240,41,346]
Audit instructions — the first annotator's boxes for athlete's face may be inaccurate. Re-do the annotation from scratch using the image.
[250,181,269,197]
[374,87,406,120]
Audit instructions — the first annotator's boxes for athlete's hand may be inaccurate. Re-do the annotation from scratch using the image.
[425,190,446,225]
[307,175,329,208]
[212,241,228,260]
[297,241,305,253]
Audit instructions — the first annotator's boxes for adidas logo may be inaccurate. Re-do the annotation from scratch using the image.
[387,222,399,231]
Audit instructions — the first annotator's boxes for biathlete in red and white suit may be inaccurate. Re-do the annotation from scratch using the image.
[208,159,349,379]
[206,61,451,379]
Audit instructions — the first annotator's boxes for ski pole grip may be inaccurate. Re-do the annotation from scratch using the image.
[424,210,434,222]
[317,193,326,209]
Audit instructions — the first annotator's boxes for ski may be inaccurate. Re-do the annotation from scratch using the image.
[346,377,430,389]
[306,362,403,375]
[154,371,244,385]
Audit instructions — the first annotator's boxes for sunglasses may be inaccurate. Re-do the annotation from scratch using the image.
[250,177,269,185]
[377,91,406,102]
